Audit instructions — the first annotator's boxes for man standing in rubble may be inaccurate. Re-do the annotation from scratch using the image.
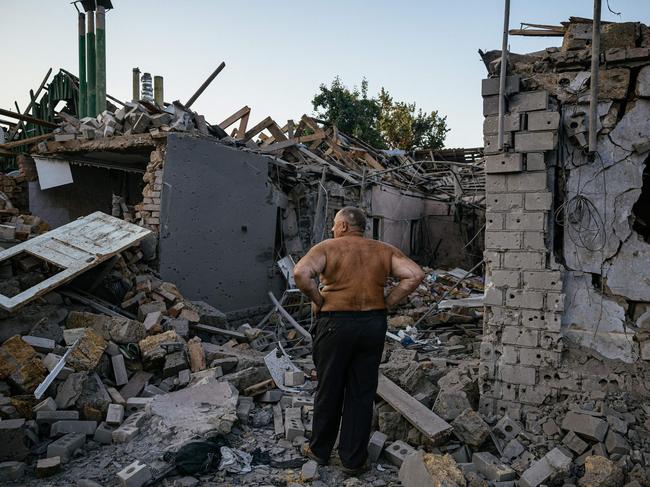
[293,206,425,474]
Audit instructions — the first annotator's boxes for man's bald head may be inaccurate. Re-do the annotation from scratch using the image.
[332,207,366,238]
[339,207,366,230]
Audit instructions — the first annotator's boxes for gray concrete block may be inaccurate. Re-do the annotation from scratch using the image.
[484,95,501,116]
[107,404,125,425]
[505,171,548,192]
[36,410,79,424]
[21,335,55,352]
[484,134,513,154]
[472,452,516,481]
[505,289,545,309]
[502,326,540,346]
[94,422,116,444]
[605,430,630,455]
[526,152,547,171]
[523,230,546,251]
[112,425,139,444]
[368,430,388,462]
[483,113,521,134]
[490,270,520,288]
[561,411,609,442]
[515,131,557,152]
[505,212,546,231]
[126,397,153,413]
[523,271,562,291]
[484,287,504,306]
[485,231,522,250]
[503,251,545,270]
[499,365,537,386]
[482,76,520,96]
[485,153,524,174]
[50,420,97,437]
[562,431,589,454]
[525,192,553,211]
[117,460,152,487]
[487,193,524,211]
[527,111,560,131]
[112,354,129,386]
[384,440,416,467]
[47,432,85,463]
[509,91,548,112]
[486,212,505,230]
[284,407,304,441]
[486,174,508,193]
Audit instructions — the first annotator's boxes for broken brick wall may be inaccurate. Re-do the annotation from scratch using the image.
[480,20,650,416]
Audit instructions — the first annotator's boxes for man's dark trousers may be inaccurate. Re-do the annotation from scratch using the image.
[310,310,387,469]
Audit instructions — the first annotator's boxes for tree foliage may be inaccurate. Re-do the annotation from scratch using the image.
[312,77,449,151]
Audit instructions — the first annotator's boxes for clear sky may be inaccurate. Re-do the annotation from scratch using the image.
[1,1,649,148]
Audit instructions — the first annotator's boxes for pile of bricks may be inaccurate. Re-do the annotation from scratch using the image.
[134,144,165,233]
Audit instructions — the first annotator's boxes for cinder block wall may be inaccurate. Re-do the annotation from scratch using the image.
[479,78,566,418]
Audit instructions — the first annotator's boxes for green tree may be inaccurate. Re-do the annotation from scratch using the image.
[312,77,449,151]
[312,77,385,148]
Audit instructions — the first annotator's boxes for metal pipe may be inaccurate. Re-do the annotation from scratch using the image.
[154,76,164,106]
[185,61,226,108]
[589,0,602,153]
[132,68,141,102]
[78,12,87,118]
[86,11,96,117]
[497,0,511,151]
[95,6,106,114]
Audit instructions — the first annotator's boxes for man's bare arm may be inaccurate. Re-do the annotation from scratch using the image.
[385,251,425,309]
[293,245,327,310]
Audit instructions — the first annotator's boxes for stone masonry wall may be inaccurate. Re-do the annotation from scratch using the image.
[479,78,565,419]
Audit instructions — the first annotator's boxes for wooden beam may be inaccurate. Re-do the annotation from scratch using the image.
[8,68,52,141]
[509,28,564,37]
[242,116,274,142]
[260,132,326,153]
[0,133,54,150]
[0,108,57,129]
[377,374,452,444]
[219,105,251,129]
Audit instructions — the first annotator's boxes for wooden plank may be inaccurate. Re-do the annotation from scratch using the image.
[259,132,327,153]
[376,373,452,444]
[0,133,54,150]
[0,212,151,312]
[242,116,274,142]
[0,108,57,129]
[8,68,52,141]
[236,111,250,139]
[219,106,251,130]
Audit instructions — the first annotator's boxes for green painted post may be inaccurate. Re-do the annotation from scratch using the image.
[78,12,87,118]
[95,6,106,114]
[86,10,96,117]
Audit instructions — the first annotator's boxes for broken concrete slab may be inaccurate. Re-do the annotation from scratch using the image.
[561,411,609,442]
[398,450,465,487]
[0,335,47,393]
[451,408,490,447]
[150,378,237,437]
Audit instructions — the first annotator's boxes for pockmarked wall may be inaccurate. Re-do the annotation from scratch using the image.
[479,21,650,416]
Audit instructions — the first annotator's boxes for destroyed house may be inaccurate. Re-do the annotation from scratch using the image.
[1,68,484,316]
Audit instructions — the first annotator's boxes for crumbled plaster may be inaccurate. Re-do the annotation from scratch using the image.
[562,271,637,363]
[563,100,650,276]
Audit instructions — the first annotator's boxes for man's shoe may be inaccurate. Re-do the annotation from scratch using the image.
[340,461,370,476]
[302,444,328,466]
